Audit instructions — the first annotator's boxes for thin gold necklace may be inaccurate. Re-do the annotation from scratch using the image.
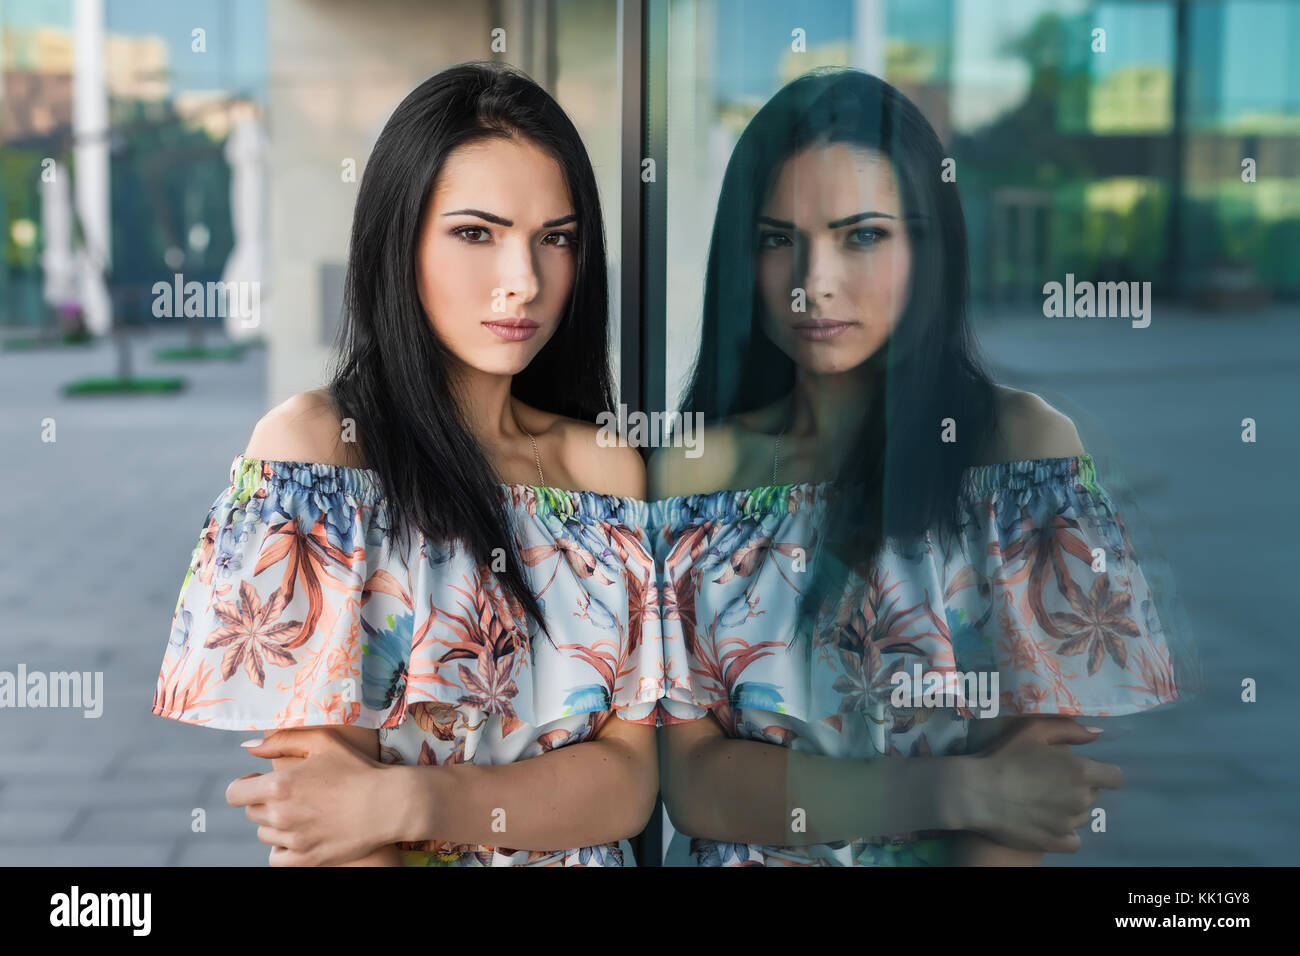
[524,430,545,485]
[772,404,792,485]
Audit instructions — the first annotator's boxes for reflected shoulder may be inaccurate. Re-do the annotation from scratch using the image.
[647,422,742,499]
[983,385,1086,464]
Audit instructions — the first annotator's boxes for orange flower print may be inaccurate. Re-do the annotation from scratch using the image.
[457,650,521,717]
[205,579,303,686]
[1052,573,1141,675]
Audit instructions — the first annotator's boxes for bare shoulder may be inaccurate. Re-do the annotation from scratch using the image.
[981,384,1086,464]
[243,387,364,467]
[559,416,648,498]
[646,421,744,499]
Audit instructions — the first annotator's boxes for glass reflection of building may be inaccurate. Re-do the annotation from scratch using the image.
[651,0,1298,864]
[659,0,1299,411]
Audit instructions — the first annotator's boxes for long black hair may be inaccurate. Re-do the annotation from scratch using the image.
[326,61,615,642]
[677,67,1001,633]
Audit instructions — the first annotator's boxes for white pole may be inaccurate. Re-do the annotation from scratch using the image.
[40,160,77,307]
[73,0,112,335]
[852,0,886,76]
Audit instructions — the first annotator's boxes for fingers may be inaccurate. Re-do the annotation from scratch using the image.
[242,728,317,759]
[1066,809,1093,831]
[268,843,319,867]
[1010,715,1103,747]
[225,771,271,807]
[1082,757,1125,791]
[1037,809,1095,852]
[1000,824,1082,854]
[256,824,301,850]
[242,802,274,826]
[259,827,326,868]
[1041,723,1104,747]
[988,715,1099,753]
[1039,830,1083,854]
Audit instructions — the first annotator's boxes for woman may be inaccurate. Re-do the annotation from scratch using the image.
[153,62,662,866]
[649,67,1191,865]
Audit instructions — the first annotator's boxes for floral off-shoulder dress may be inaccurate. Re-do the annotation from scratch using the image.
[651,455,1186,867]
[153,456,663,866]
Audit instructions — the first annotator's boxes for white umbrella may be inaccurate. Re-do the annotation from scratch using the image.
[220,106,270,341]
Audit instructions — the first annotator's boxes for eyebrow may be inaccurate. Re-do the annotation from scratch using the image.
[442,209,578,228]
[757,211,898,229]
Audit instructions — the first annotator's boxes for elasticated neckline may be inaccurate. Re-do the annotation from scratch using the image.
[229,455,648,524]
[649,454,1100,524]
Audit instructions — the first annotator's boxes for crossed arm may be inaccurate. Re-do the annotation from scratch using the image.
[228,713,659,866]
[658,708,1116,864]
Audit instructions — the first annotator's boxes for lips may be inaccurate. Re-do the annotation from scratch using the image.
[791,318,857,341]
[483,318,540,341]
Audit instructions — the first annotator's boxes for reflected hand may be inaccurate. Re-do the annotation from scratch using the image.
[957,718,1123,853]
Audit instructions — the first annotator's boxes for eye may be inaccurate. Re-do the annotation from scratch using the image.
[543,231,577,248]
[451,225,489,243]
[849,227,887,246]
[758,231,793,249]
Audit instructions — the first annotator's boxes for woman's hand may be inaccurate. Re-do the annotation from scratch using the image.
[949,717,1124,854]
[226,727,408,866]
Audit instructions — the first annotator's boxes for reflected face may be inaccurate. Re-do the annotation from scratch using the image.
[754,143,912,374]
[415,136,578,377]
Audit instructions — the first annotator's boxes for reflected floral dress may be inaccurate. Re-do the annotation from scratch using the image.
[153,455,663,866]
[651,455,1185,866]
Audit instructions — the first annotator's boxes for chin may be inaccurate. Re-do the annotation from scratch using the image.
[798,355,865,375]
[493,356,542,376]
[451,351,542,378]
[779,341,878,375]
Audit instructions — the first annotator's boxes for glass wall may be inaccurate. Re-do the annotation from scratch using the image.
[644,0,1298,867]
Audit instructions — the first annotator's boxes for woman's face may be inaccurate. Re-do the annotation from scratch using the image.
[415,135,577,377]
[754,143,912,374]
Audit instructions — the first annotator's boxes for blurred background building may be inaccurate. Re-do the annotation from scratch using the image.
[2,0,1296,399]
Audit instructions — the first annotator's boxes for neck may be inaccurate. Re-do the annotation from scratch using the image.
[780,360,878,446]
[448,362,527,444]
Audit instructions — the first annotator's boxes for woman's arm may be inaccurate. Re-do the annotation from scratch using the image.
[391,714,658,850]
[950,714,1042,865]
[234,714,659,859]
[659,709,958,844]
[948,715,1104,865]
[238,725,403,866]
[310,726,402,866]
[659,708,1115,853]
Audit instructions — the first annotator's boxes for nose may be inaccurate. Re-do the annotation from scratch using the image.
[798,236,840,309]
[499,237,540,308]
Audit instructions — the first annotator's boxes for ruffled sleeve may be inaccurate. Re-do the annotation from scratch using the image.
[647,496,711,726]
[647,458,1190,752]
[153,455,410,730]
[939,454,1186,717]
[153,456,665,732]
